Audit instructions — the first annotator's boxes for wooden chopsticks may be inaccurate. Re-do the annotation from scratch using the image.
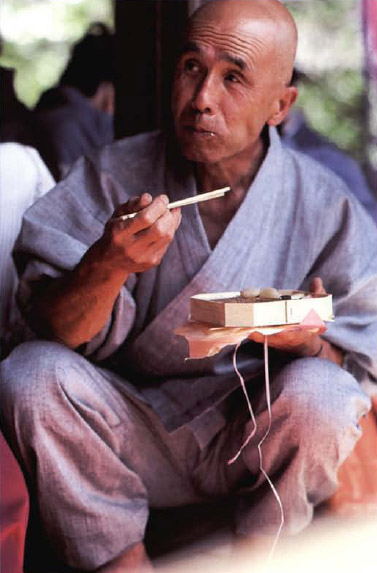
[115,187,231,221]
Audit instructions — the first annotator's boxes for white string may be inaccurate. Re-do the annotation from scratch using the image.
[228,336,285,561]
[227,341,257,464]
[260,336,285,560]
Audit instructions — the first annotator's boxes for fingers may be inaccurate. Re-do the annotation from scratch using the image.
[112,194,182,233]
[113,221,180,273]
[112,194,174,236]
[248,329,321,357]
[129,195,171,233]
[310,276,327,295]
[112,193,153,219]
[132,235,176,269]
[103,194,182,274]
[136,206,181,243]
[248,332,265,344]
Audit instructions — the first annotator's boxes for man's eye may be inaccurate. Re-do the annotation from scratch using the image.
[225,73,239,83]
[184,59,200,73]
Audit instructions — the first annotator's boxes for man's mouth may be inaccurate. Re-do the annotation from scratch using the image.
[184,126,216,137]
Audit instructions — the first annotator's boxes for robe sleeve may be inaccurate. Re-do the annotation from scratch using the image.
[302,179,377,388]
[13,154,138,361]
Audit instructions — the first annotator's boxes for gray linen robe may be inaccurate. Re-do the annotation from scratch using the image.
[14,127,377,442]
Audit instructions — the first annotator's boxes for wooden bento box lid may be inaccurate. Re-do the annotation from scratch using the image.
[190,290,333,327]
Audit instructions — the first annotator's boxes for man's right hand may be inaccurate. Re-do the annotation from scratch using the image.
[32,194,181,349]
[101,193,182,274]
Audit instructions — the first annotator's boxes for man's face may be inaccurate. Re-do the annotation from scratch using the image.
[172,18,285,165]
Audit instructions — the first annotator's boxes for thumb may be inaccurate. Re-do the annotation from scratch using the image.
[310,276,327,295]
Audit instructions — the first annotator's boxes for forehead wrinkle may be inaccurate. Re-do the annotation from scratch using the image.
[182,38,247,70]
[188,25,274,72]
[187,5,297,81]
[221,52,246,71]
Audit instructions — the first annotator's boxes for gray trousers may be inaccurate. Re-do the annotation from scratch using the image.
[0,341,370,571]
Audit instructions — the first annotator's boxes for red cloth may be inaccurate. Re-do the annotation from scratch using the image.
[329,397,377,514]
[1,433,29,573]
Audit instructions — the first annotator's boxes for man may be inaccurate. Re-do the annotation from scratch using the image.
[1,1,376,572]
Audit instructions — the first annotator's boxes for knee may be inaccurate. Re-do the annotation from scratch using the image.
[0,340,81,423]
[275,357,371,449]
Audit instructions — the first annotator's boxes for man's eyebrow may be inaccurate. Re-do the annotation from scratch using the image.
[221,52,246,71]
[180,41,201,54]
[180,41,246,70]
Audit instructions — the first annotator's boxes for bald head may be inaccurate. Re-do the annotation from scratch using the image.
[172,0,299,169]
[188,0,298,84]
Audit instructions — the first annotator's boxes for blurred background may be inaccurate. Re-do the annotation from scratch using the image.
[1,0,376,193]
[1,0,114,109]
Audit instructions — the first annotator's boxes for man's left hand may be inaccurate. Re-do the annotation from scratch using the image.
[248,278,343,365]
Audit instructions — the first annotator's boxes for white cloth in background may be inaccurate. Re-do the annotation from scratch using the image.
[0,143,55,347]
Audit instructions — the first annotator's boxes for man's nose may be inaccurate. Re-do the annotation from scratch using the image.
[191,76,217,115]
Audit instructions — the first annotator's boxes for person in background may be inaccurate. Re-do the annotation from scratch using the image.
[281,69,377,224]
[34,23,115,180]
[0,36,40,150]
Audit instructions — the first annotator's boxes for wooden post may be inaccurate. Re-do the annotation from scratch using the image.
[114,0,188,139]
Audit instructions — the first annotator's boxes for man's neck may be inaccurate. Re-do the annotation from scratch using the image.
[196,135,268,248]
[195,135,266,196]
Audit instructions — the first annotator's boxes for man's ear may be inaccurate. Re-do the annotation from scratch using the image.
[267,86,298,127]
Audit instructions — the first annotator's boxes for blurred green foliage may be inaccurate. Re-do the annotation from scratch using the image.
[296,70,366,163]
[2,37,69,109]
[288,0,366,162]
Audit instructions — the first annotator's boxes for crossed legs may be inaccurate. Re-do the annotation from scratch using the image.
[1,342,370,570]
